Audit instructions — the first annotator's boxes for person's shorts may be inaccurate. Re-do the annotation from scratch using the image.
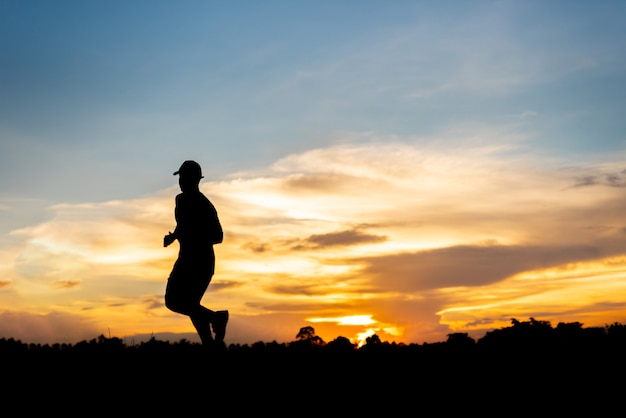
[165,257,214,312]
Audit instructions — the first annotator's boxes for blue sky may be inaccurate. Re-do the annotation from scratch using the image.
[2,1,624,203]
[1,1,626,345]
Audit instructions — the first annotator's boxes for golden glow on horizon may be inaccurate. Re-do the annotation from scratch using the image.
[438,256,626,334]
[355,329,376,347]
[307,316,386,346]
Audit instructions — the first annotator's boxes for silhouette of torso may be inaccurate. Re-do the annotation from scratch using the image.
[173,190,223,274]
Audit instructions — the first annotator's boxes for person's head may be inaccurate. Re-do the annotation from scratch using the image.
[173,160,203,192]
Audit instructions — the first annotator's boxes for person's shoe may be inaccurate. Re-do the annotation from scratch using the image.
[212,310,229,342]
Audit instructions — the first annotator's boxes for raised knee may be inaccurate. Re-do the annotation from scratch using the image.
[165,295,184,314]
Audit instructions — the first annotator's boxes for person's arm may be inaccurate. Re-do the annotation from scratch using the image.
[164,195,181,247]
[163,230,177,247]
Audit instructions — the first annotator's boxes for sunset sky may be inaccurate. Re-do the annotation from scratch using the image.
[1,0,626,347]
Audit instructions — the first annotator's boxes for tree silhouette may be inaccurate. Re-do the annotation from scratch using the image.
[295,326,314,340]
[295,326,324,345]
[446,332,475,348]
[291,326,325,351]
[365,334,381,345]
[325,336,356,353]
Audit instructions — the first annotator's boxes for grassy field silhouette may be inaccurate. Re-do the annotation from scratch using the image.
[3,318,625,414]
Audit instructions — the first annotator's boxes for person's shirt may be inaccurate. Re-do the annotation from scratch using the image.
[173,190,223,257]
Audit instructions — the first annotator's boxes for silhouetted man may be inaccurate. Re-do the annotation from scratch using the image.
[164,160,228,350]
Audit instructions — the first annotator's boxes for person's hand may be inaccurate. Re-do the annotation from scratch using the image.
[164,232,175,247]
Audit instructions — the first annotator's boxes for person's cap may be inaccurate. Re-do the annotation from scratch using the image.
[173,160,204,178]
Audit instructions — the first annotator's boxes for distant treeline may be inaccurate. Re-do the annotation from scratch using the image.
[3,317,626,356]
[4,318,626,414]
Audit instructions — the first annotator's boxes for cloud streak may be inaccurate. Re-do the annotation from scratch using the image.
[352,242,620,292]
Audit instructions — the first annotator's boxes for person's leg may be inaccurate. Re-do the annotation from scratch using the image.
[165,263,227,349]
[192,304,227,347]
[165,273,216,347]
[189,307,214,346]
[186,278,216,347]
[188,271,228,345]
[212,310,229,343]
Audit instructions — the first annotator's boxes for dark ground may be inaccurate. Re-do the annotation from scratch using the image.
[3,319,626,415]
